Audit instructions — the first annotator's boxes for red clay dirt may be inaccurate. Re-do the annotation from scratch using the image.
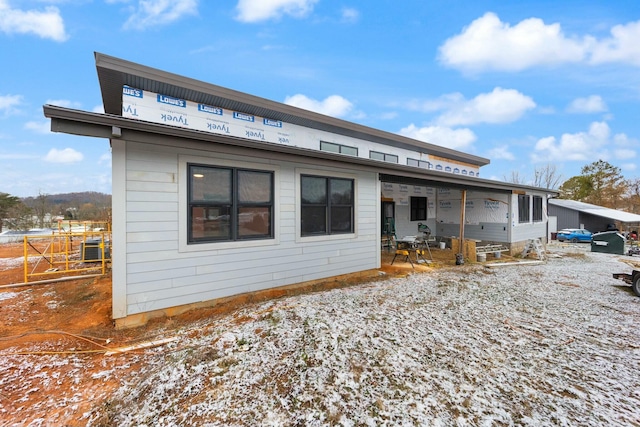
[0,241,463,425]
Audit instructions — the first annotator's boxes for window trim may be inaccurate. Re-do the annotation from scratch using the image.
[320,140,358,156]
[296,168,357,243]
[187,164,274,244]
[410,196,427,221]
[518,194,531,223]
[533,195,543,222]
[179,155,280,253]
[407,158,431,169]
[369,150,398,163]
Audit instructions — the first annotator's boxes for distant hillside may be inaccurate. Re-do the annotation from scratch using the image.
[21,192,112,219]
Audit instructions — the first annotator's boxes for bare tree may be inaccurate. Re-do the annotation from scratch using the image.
[533,164,563,190]
[505,164,563,189]
[503,170,527,185]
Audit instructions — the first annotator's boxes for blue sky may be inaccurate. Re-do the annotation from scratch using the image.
[1,0,640,198]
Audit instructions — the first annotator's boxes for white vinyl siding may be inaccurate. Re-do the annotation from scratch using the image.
[118,138,378,318]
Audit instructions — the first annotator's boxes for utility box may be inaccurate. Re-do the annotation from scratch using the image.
[81,239,110,261]
[591,231,625,254]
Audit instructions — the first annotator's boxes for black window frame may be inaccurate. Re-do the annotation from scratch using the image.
[410,196,427,221]
[518,194,530,223]
[188,164,274,244]
[533,195,543,222]
[301,174,355,237]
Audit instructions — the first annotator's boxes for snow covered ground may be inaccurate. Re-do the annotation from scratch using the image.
[80,247,639,426]
[3,246,640,426]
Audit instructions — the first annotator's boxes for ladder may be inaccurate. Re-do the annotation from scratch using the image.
[522,238,546,260]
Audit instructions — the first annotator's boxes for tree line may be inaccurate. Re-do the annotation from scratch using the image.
[506,160,640,213]
[0,191,111,232]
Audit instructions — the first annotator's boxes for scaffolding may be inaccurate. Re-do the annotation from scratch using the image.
[22,220,112,283]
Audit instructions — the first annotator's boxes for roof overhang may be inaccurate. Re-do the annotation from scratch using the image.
[94,52,490,168]
[43,104,559,196]
[549,199,640,224]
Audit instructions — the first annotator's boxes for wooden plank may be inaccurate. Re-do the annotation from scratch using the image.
[484,260,544,268]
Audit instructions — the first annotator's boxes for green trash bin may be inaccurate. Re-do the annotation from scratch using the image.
[591,231,625,254]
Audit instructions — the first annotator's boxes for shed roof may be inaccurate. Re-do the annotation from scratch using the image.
[549,199,640,224]
[94,52,489,167]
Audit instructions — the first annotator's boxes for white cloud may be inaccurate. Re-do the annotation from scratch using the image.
[341,7,359,24]
[399,124,477,151]
[284,94,353,117]
[24,120,51,134]
[235,0,318,23]
[439,14,640,72]
[438,12,587,72]
[566,95,607,113]
[531,121,637,164]
[99,152,112,166]
[621,162,637,172]
[487,145,515,161]
[123,0,198,30]
[45,99,82,109]
[44,148,84,163]
[0,0,68,41]
[0,94,23,116]
[590,20,640,66]
[615,148,636,159]
[434,88,536,127]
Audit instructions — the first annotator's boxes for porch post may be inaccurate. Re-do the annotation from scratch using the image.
[459,189,467,258]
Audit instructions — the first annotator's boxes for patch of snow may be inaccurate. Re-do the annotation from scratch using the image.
[0,291,19,302]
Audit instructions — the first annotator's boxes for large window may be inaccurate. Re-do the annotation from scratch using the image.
[301,175,354,236]
[533,196,543,222]
[188,164,273,243]
[518,194,530,223]
[410,196,427,221]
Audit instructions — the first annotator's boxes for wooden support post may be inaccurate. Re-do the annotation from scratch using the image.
[459,190,467,258]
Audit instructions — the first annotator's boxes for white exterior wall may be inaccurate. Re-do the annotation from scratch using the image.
[112,136,379,319]
[510,193,549,243]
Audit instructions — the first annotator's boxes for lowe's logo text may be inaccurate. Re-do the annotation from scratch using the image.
[263,118,282,128]
[198,104,223,115]
[233,112,254,122]
[157,94,186,108]
[123,86,143,98]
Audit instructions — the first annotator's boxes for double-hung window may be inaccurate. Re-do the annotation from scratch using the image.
[533,196,543,222]
[410,196,427,221]
[188,164,273,243]
[518,194,530,223]
[301,175,354,236]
